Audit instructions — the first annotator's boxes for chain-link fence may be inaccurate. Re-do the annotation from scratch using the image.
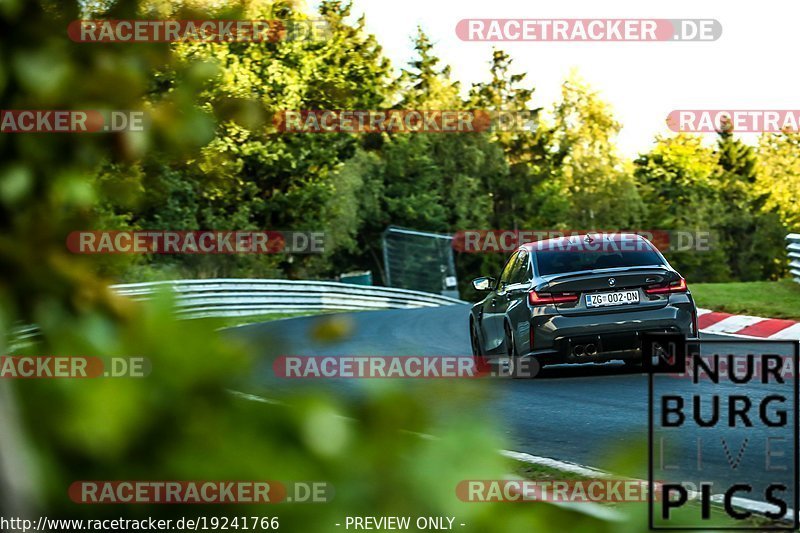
[382,226,459,299]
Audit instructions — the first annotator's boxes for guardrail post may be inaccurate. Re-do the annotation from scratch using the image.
[787,233,800,284]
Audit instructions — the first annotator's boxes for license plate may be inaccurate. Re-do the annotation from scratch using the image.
[585,290,640,308]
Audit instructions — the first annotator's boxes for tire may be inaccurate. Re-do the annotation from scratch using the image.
[505,325,526,379]
[470,321,490,374]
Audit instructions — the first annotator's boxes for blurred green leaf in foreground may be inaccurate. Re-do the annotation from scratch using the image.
[0,1,655,531]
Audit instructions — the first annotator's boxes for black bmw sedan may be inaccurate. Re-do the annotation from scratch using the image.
[469,233,698,377]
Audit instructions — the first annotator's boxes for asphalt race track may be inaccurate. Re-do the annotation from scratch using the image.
[231,304,798,508]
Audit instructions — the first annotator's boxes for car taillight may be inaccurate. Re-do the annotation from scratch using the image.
[644,278,687,295]
[529,291,579,305]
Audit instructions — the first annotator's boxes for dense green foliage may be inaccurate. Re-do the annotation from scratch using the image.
[83,4,796,288]
[2,1,624,530]
[1,0,797,530]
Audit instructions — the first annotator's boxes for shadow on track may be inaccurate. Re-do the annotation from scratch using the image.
[533,362,645,380]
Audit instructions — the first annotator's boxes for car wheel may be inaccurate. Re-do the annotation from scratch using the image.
[470,321,490,374]
[505,326,526,379]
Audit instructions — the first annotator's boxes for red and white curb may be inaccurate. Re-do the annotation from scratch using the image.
[698,308,800,339]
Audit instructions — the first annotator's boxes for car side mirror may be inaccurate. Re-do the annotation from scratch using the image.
[472,277,496,291]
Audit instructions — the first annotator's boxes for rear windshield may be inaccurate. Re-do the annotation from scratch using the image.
[535,249,665,276]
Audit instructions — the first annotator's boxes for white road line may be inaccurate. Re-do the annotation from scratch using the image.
[227,391,794,522]
[501,473,625,522]
[226,389,285,405]
[507,449,794,523]
[500,449,610,478]
[710,494,794,522]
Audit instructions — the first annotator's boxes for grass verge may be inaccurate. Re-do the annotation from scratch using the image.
[690,278,800,320]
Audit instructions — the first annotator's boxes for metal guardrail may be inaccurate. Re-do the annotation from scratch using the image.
[7,279,465,347]
[788,234,800,283]
[111,279,466,318]
[5,324,41,351]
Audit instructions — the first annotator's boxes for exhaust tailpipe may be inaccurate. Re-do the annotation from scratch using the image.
[572,345,585,357]
[585,344,597,356]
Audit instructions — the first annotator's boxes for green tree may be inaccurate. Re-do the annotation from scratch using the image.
[634,134,731,281]
[2,3,626,530]
[548,73,643,230]
[339,29,504,289]
[714,130,786,280]
[398,26,461,109]
[756,131,800,230]
[468,49,550,231]
[106,0,396,280]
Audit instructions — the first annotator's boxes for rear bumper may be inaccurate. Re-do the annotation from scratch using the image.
[524,301,695,364]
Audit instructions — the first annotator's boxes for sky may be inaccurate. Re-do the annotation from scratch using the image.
[323,0,800,157]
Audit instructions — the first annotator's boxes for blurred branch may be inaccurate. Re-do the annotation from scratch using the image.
[0,381,39,521]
